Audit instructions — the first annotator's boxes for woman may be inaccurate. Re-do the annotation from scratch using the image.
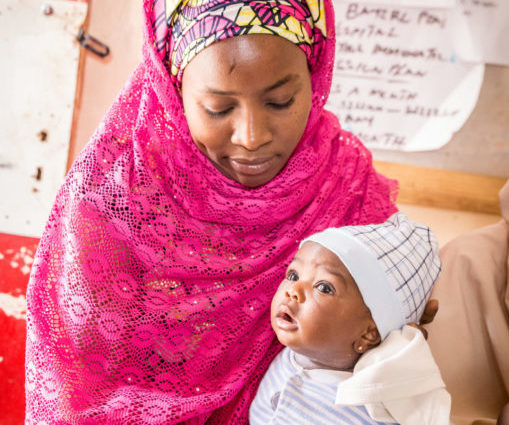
[25,0,405,423]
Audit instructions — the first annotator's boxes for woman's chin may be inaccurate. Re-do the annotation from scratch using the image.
[236,175,274,188]
[230,167,284,188]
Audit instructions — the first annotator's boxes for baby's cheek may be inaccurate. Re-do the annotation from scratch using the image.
[315,307,344,341]
[269,289,282,317]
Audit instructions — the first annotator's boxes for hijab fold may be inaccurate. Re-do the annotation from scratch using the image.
[25,0,397,423]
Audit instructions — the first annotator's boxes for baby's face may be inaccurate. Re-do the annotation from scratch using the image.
[271,241,376,369]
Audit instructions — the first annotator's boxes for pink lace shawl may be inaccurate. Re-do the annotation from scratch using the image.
[25,0,397,423]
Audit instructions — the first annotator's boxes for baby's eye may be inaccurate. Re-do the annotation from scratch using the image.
[315,282,335,295]
[286,270,299,281]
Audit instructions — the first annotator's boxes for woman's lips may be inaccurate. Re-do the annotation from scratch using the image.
[274,306,298,331]
[229,156,277,176]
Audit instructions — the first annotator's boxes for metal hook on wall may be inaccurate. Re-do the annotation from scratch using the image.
[77,28,110,58]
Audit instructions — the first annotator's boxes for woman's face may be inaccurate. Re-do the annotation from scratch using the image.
[181,34,312,188]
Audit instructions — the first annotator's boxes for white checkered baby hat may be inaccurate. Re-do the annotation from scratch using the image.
[302,212,441,339]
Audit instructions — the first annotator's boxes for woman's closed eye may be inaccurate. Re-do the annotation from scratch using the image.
[315,281,335,295]
[204,96,295,117]
[268,97,295,110]
[204,106,233,118]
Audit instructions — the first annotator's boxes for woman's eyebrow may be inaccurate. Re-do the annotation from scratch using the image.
[204,74,299,96]
[204,87,237,96]
[263,74,299,93]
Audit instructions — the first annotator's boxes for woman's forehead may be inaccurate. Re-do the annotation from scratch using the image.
[182,34,309,91]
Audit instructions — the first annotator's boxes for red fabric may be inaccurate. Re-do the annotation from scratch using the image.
[25,0,398,423]
[0,233,39,425]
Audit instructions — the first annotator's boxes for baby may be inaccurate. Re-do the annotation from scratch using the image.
[250,212,451,425]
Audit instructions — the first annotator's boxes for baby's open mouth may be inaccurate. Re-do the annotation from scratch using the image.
[279,312,294,323]
[274,308,298,331]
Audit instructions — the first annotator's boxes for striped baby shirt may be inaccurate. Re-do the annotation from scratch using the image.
[249,347,392,425]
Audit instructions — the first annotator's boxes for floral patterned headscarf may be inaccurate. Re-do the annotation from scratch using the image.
[152,0,327,85]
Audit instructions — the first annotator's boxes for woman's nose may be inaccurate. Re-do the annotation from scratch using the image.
[285,282,305,303]
[231,106,271,151]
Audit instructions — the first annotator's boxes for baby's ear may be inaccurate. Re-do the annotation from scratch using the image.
[353,322,381,354]
[362,322,381,349]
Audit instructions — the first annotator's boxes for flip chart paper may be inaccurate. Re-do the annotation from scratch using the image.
[348,0,455,8]
[451,0,509,66]
[327,1,485,151]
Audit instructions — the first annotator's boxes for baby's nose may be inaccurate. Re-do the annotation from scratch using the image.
[285,282,305,303]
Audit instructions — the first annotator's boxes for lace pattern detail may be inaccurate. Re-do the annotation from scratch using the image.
[25,0,397,423]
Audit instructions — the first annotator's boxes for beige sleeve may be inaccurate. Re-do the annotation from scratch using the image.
[427,180,509,425]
